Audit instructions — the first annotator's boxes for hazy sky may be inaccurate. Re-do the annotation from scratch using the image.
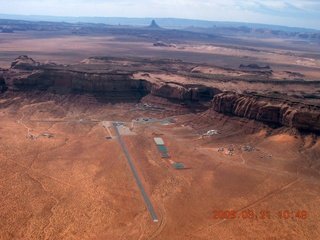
[1,0,320,29]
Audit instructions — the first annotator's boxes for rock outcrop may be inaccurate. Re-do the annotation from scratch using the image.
[239,64,271,70]
[11,69,143,93]
[3,56,320,133]
[0,76,8,93]
[11,55,40,70]
[212,92,320,132]
[148,20,161,29]
[153,41,175,47]
[138,81,220,101]
[9,66,221,102]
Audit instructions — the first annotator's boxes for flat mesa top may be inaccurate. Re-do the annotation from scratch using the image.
[154,137,164,145]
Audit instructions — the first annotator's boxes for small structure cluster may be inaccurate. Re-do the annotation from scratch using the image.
[203,129,221,136]
[154,137,170,158]
[161,119,176,125]
[217,145,235,156]
[27,133,54,140]
[41,133,54,138]
[243,145,254,152]
[154,137,186,169]
[135,118,157,123]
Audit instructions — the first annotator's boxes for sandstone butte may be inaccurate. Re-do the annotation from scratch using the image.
[2,55,319,133]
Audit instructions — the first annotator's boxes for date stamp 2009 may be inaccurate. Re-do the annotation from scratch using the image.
[212,210,308,220]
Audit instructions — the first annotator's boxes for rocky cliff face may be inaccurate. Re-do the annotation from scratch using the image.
[2,56,320,133]
[11,69,141,92]
[212,92,320,132]
[0,76,8,93]
[138,80,220,102]
[11,55,40,70]
[9,67,220,102]
[149,82,192,100]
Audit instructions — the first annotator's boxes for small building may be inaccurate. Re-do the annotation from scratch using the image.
[154,137,164,145]
[204,129,221,136]
[172,163,186,169]
[162,153,170,158]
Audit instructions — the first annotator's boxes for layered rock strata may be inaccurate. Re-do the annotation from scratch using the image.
[1,56,319,132]
[212,92,320,132]
[0,76,7,93]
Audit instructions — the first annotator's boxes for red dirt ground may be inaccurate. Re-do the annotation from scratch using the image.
[0,27,319,239]
[0,93,319,239]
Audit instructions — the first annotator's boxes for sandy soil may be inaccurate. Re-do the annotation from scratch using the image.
[0,93,319,239]
[0,31,319,81]
[0,27,319,239]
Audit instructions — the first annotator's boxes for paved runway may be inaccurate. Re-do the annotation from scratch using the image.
[113,122,159,223]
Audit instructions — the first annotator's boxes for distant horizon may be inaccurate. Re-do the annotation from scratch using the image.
[0,13,319,32]
[1,0,320,30]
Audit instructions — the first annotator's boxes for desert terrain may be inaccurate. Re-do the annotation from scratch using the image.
[0,19,320,239]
